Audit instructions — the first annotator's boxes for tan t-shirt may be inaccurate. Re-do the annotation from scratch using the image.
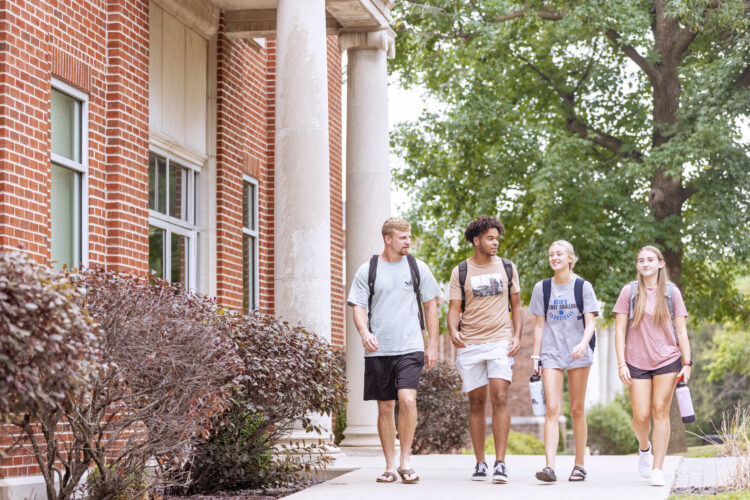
[449,256,521,344]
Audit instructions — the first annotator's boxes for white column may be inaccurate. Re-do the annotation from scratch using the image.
[274,0,331,434]
[339,29,395,452]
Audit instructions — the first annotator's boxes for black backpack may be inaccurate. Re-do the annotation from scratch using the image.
[542,277,596,351]
[367,254,425,332]
[457,257,514,331]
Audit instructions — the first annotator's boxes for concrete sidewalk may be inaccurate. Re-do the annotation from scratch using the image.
[287,454,681,499]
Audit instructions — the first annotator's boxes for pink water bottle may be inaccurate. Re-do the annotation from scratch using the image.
[675,376,695,423]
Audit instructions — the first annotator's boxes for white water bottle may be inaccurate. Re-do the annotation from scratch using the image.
[529,373,545,416]
[675,377,695,423]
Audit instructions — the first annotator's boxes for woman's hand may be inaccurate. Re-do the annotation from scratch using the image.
[618,364,632,386]
[677,365,692,384]
[571,341,587,359]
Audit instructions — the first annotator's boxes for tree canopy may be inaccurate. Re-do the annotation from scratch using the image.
[390,0,750,321]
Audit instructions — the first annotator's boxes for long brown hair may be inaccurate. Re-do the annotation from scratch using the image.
[632,245,671,329]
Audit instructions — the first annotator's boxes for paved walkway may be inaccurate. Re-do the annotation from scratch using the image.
[287,454,682,499]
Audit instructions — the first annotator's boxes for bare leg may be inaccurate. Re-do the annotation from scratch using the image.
[488,378,511,462]
[629,379,653,451]
[541,368,564,468]
[651,372,678,470]
[568,366,591,467]
[397,389,418,481]
[377,400,397,479]
[468,385,488,464]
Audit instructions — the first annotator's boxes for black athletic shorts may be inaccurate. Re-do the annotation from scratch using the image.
[627,358,682,379]
[364,351,424,401]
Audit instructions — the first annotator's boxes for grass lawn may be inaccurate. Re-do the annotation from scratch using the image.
[668,491,750,500]
[678,444,722,458]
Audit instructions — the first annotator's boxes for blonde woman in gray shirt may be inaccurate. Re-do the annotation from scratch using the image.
[528,240,599,483]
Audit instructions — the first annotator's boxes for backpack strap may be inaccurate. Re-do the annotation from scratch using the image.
[458,260,468,312]
[501,257,514,312]
[666,282,675,319]
[458,260,468,332]
[367,255,379,332]
[406,254,426,331]
[628,281,638,321]
[574,277,596,351]
[542,278,552,317]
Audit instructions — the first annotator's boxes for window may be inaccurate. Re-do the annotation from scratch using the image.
[148,151,198,289]
[50,82,87,270]
[243,176,259,311]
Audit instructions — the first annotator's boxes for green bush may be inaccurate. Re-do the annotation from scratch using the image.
[587,397,638,455]
[401,362,469,454]
[184,311,347,492]
[463,430,544,455]
[86,465,148,500]
[507,430,545,455]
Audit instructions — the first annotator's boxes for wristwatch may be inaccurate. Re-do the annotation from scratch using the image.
[683,360,693,366]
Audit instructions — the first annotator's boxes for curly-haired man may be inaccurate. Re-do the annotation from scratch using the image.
[447,215,523,484]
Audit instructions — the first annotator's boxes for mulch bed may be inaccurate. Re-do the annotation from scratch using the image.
[161,480,322,500]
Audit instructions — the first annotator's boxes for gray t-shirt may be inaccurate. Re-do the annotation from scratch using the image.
[347,256,441,357]
[528,278,599,370]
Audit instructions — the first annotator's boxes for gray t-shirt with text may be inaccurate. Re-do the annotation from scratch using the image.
[347,256,441,357]
[528,278,599,370]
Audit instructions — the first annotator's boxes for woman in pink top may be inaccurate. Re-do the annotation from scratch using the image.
[613,246,692,487]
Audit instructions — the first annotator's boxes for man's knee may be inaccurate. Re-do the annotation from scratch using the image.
[378,400,395,416]
[398,390,417,410]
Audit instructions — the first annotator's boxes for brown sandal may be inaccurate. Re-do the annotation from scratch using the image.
[397,467,420,484]
[376,471,397,483]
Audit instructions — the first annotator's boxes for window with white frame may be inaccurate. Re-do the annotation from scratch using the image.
[148,151,198,289]
[50,82,88,270]
[243,176,259,312]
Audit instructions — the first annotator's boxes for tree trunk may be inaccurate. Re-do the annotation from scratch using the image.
[648,0,689,454]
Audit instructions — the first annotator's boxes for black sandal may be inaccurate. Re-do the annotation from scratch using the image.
[569,465,587,482]
[535,466,557,482]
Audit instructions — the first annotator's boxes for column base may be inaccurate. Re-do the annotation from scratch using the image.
[338,425,398,456]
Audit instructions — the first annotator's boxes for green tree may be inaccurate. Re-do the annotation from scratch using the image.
[391,0,750,318]
[390,0,750,451]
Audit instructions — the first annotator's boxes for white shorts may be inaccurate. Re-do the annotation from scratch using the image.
[455,339,514,393]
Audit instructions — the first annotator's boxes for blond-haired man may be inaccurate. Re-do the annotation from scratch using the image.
[347,217,441,484]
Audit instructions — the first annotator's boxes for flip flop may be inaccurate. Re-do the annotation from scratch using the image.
[397,467,420,484]
[376,471,397,483]
[569,465,587,482]
[535,466,557,482]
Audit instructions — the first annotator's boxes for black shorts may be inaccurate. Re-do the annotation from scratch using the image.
[364,351,424,401]
[627,358,682,379]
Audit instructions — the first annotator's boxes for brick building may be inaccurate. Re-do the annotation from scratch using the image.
[0,0,399,495]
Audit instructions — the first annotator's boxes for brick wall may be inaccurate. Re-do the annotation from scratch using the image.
[327,35,344,349]
[215,20,270,310]
[0,1,346,480]
[0,1,52,262]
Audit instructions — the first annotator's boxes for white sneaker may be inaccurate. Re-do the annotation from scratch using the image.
[650,468,665,486]
[638,443,653,478]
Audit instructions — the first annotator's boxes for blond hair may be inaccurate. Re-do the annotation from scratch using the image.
[632,245,671,330]
[549,240,578,271]
[381,217,411,237]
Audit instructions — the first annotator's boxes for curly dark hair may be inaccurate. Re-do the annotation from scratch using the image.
[464,216,505,245]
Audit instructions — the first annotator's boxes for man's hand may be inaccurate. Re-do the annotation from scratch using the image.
[361,331,379,353]
[450,329,466,349]
[425,342,438,370]
[508,335,521,356]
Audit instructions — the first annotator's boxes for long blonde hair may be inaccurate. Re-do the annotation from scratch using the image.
[632,245,671,329]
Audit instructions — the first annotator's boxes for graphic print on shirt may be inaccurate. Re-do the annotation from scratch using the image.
[549,296,577,320]
[470,273,504,298]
